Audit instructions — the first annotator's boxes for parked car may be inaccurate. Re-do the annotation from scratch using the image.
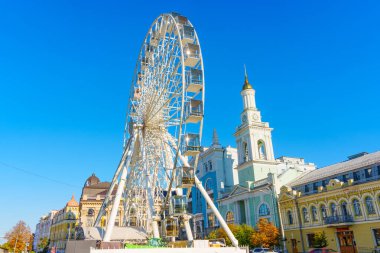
[309,249,338,253]
[251,248,277,253]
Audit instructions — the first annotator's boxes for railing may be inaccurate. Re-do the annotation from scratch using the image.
[323,214,353,225]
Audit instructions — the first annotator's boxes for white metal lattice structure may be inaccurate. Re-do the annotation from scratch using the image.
[94,13,238,247]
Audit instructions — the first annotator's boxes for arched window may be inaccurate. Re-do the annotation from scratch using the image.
[87,208,94,216]
[320,205,327,219]
[205,179,213,191]
[302,207,309,222]
[341,201,348,216]
[287,210,293,225]
[330,203,337,217]
[259,203,270,216]
[311,206,318,221]
[353,199,362,216]
[226,211,234,223]
[365,196,376,215]
[257,140,267,160]
[243,142,249,162]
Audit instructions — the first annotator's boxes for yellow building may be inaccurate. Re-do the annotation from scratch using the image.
[279,151,380,253]
[49,195,79,253]
[79,173,125,228]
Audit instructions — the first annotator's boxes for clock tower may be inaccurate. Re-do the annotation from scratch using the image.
[234,67,277,185]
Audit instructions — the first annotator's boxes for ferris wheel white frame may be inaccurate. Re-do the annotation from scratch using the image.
[93,12,238,247]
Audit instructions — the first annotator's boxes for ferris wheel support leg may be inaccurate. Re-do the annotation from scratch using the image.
[177,154,239,247]
[103,130,137,242]
[194,175,239,248]
[152,217,160,239]
[183,214,193,242]
[94,138,132,227]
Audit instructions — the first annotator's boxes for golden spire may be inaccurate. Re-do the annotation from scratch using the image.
[242,64,253,90]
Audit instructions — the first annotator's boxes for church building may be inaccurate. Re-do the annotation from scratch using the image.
[192,69,316,237]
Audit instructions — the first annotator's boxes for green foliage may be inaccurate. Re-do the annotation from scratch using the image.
[37,237,50,253]
[313,231,328,248]
[235,224,255,247]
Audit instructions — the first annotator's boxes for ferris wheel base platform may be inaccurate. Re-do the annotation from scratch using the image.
[89,248,246,253]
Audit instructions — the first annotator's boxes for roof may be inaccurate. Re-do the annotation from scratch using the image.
[85,173,100,186]
[289,151,380,187]
[66,195,79,207]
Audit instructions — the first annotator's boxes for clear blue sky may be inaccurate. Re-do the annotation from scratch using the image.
[1,0,379,238]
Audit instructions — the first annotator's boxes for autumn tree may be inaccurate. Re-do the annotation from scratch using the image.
[4,220,33,253]
[251,218,280,248]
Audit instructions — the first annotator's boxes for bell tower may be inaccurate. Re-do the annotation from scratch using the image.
[234,67,277,185]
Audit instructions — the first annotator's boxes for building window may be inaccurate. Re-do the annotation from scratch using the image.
[341,201,349,216]
[205,179,213,191]
[365,168,373,179]
[203,163,208,172]
[353,171,361,181]
[87,209,94,216]
[257,140,267,160]
[353,199,362,216]
[377,165,380,176]
[330,203,338,217]
[287,210,293,225]
[208,213,215,228]
[311,206,318,221]
[307,233,315,247]
[259,203,270,216]
[342,174,349,182]
[305,185,309,193]
[208,161,213,171]
[243,142,249,162]
[373,229,380,246]
[313,183,318,192]
[226,211,234,223]
[365,196,376,215]
[302,207,309,223]
[320,205,327,219]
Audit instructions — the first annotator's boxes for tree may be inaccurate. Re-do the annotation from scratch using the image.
[251,218,280,248]
[37,237,50,253]
[4,220,33,253]
[313,231,328,248]
[208,223,240,246]
[208,223,255,248]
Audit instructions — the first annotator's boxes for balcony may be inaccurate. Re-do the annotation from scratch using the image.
[323,214,354,226]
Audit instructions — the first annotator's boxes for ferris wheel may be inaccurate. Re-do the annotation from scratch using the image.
[94,13,238,247]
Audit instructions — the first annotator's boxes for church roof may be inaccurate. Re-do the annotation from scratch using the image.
[242,65,253,90]
[66,195,79,207]
[288,151,380,187]
[85,173,100,186]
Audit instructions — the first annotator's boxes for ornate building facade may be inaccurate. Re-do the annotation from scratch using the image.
[216,72,315,231]
[190,130,239,238]
[49,196,79,253]
[33,210,57,252]
[279,151,380,253]
[189,71,315,240]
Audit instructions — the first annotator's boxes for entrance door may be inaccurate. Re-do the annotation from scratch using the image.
[337,231,357,253]
[291,239,298,253]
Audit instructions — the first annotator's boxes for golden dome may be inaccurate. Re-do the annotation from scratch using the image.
[242,65,253,90]
[67,195,79,207]
[85,173,100,186]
